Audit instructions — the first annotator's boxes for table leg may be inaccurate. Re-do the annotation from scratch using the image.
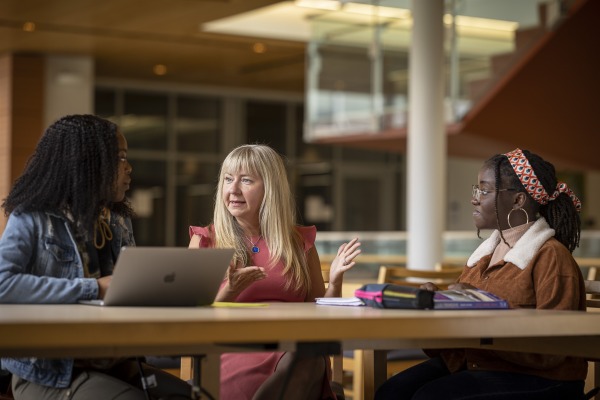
[190,354,220,399]
[362,350,387,400]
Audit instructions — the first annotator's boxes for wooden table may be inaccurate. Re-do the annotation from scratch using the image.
[1,303,600,399]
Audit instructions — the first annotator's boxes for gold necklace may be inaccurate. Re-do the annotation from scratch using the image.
[93,208,113,249]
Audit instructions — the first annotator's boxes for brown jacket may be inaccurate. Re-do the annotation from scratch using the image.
[435,218,588,381]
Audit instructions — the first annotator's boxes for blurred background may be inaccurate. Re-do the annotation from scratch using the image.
[1,0,599,273]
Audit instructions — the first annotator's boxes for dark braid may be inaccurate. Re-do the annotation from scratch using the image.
[520,150,580,252]
[2,114,133,234]
[483,151,581,253]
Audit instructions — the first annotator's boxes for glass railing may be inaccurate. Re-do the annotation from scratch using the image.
[303,0,557,142]
[316,229,600,280]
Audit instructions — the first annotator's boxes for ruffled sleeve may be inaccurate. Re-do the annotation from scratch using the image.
[296,225,317,252]
[188,225,214,248]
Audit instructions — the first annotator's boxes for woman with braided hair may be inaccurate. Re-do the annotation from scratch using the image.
[0,115,191,399]
[375,148,587,400]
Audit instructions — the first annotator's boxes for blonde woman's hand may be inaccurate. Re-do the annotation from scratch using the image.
[216,263,267,301]
[329,238,361,287]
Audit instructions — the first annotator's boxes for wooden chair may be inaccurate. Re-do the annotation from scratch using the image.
[586,279,600,309]
[320,263,347,400]
[180,356,193,381]
[585,279,600,400]
[343,264,464,400]
[377,263,464,289]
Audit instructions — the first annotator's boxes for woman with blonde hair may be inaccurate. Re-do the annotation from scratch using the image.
[189,144,360,399]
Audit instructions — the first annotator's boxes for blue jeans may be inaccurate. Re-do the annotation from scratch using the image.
[374,357,585,400]
[11,361,191,400]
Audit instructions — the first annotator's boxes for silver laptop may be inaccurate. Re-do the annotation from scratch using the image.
[80,247,233,307]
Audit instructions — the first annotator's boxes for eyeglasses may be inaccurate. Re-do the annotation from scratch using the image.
[472,185,517,202]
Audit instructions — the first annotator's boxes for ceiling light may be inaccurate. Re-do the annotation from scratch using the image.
[22,22,36,32]
[296,1,516,33]
[445,14,518,32]
[295,0,342,12]
[153,64,167,76]
[342,3,411,19]
[253,42,267,54]
[296,1,410,19]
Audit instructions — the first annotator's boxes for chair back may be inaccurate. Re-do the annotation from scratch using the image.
[321,263,331,284]
[319,262,346,399]
[585,279,600,400]
[586,280,600,309]
[377,264,463,289]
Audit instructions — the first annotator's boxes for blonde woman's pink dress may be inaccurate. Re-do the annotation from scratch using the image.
[188,224,335,400]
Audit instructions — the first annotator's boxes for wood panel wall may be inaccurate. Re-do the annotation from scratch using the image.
[0,54,45,234]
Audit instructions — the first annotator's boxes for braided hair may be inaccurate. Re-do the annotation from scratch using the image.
[484,150,580,253]
[2,114,133,234]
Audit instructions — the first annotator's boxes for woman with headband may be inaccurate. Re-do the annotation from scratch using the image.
[375,149,587,400]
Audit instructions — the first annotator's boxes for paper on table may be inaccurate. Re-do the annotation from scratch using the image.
[316,297,365,306]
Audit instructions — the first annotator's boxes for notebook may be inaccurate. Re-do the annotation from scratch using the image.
[79,246,233,307]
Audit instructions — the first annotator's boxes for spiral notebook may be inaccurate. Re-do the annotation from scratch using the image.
[79,246,233,307]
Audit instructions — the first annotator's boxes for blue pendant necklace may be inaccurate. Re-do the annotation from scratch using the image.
[247,235,262,253]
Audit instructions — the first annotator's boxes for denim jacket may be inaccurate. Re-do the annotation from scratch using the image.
[0,209,135,388]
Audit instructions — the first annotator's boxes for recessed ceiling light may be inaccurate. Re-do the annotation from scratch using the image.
[295,0,341,11]
[253,42,267,54]
[22,22,36,32]
[153,64,168,76]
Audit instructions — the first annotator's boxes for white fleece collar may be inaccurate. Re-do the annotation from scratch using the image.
[466,218,555,270]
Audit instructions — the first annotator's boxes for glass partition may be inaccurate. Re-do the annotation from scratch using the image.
[176,96,221,154]
[316,230,600,280]
[304,0,550,141]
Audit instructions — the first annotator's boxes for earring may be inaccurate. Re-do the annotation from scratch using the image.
[507,208,529,229]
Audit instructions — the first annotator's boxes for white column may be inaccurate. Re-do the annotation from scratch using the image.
[44,55,94,126]
[407,0,446,270]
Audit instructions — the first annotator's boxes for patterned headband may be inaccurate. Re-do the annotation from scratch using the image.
[504,148,582,212]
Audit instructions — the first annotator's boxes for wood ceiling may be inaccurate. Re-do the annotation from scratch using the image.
[0,0,306,92]
[2,0,599,170]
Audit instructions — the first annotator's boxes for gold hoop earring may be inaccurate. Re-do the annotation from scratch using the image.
[507,208,529,229]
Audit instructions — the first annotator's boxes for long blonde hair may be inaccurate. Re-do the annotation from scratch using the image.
[213,144,310,292]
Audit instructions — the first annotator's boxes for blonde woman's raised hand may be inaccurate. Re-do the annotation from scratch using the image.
[329,237,361,287]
